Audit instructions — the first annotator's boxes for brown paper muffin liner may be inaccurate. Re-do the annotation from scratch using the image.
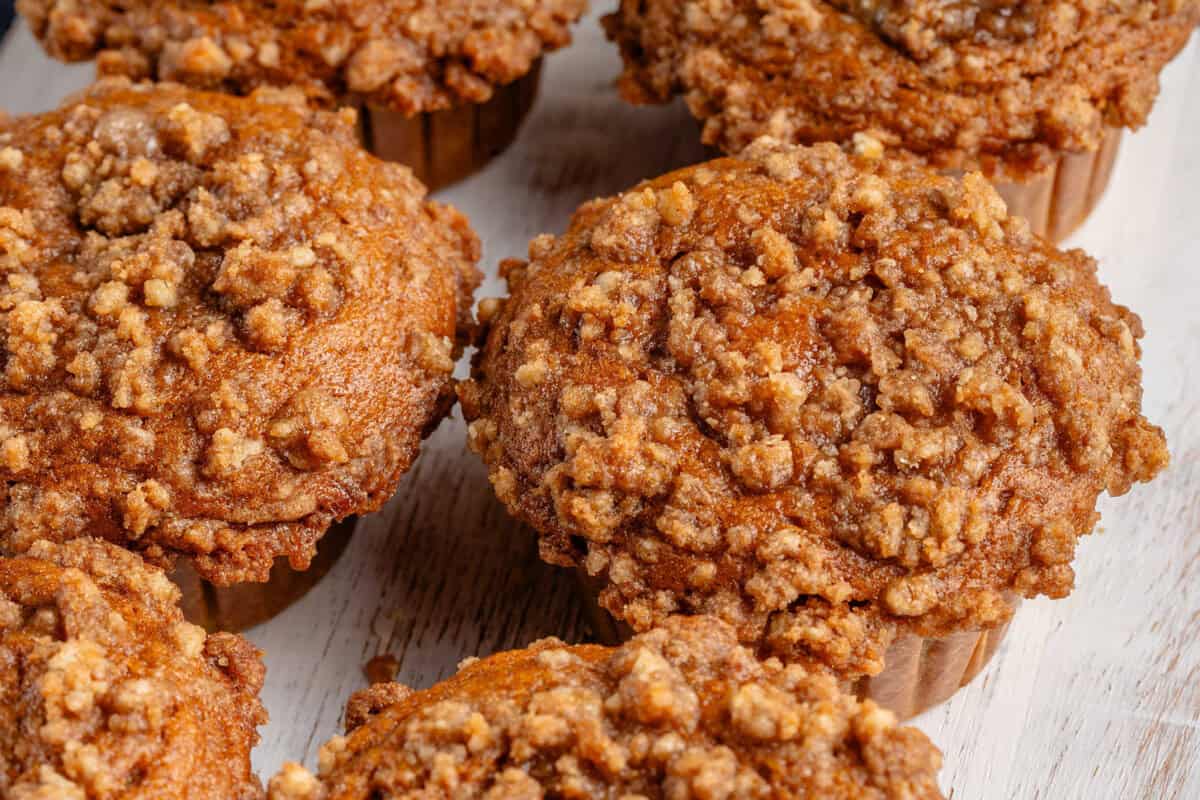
[171,517,357,633]
[577,568,1017,719]
[355,61,542,192]
[982,128,1121,244]
[848,599,1018,720]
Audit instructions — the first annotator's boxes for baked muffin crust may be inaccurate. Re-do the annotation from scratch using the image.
[459,137,1168,675]
[0,538,267,799]
[20,0,587,115]
[604,0,1200,177]
[269,616,944,798]
[0,79,480,583]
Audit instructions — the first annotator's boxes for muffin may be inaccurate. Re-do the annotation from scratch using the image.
[459,137,1169,717]
[0,538,267,799]
[267,616,945,798]
[604,0,1200,242]
[0,79,480,629]
[19,0,588,190]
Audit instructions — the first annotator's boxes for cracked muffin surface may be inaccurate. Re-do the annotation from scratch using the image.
[459,137,1168,676]
[0,538,267,799]
[0,79,480,584]
[268,616,944,799]
[20,0,587,115]
[604,0,1200,178]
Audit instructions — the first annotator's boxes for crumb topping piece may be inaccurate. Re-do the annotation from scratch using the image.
[20,0,588,115]
[460,137,1168,675]
[0,538,267,799]
[269,616,945,799]
[0,79,480,584]
[604,0,1200,176]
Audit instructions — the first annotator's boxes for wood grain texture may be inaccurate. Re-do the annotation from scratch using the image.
[2,12,1197,798]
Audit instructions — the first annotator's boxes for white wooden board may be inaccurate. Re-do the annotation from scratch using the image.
[2,11,1197,798]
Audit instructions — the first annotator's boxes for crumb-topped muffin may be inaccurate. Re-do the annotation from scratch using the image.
[268,616,945,798]
[20,0,589,188]
[459,137,1168,683]
[0,79,480,586]
[604,0,1200,240]
[0,538,267,799]
[21,0,584,113]
[605,0,1198,175]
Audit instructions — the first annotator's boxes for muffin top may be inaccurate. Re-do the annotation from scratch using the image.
[0,538,267,799]
[459,137,1168,675]
[604,0,1200,177]
[20,0,588,115]
[0,79,480,584]
[267,616,945,799]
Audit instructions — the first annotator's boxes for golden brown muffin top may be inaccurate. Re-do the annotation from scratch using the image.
[268,616,945,799]
[605,0,1200,178]
[459,137,1168,676]
[20,0,588,115]
[0,79,480,584]
[0,538,267,799]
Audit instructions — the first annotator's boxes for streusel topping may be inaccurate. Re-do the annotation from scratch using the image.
[20,0,587,115]
[0,79,480,583]
[269,616,944,799]
[605,0,1200,177]
[459,137,1168,674]
[0,538,267,799]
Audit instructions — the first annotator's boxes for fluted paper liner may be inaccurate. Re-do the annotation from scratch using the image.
[984,128,1121,243]
[849,600,1017,720]
[577,568,1017,720]
[171,517,356,632]
[356,62,542,192]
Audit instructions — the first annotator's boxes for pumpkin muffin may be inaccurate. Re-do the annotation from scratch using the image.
[0,538,267,799]
[0,79,480,628]
[604,0,1200,241]
[267,616,945,799]
[458,137,1169,717]
[19,0,588,190]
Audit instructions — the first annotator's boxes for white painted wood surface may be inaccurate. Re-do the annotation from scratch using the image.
[2,12,1197,799]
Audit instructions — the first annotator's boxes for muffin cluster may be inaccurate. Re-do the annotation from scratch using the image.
[2,1,1192,797]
